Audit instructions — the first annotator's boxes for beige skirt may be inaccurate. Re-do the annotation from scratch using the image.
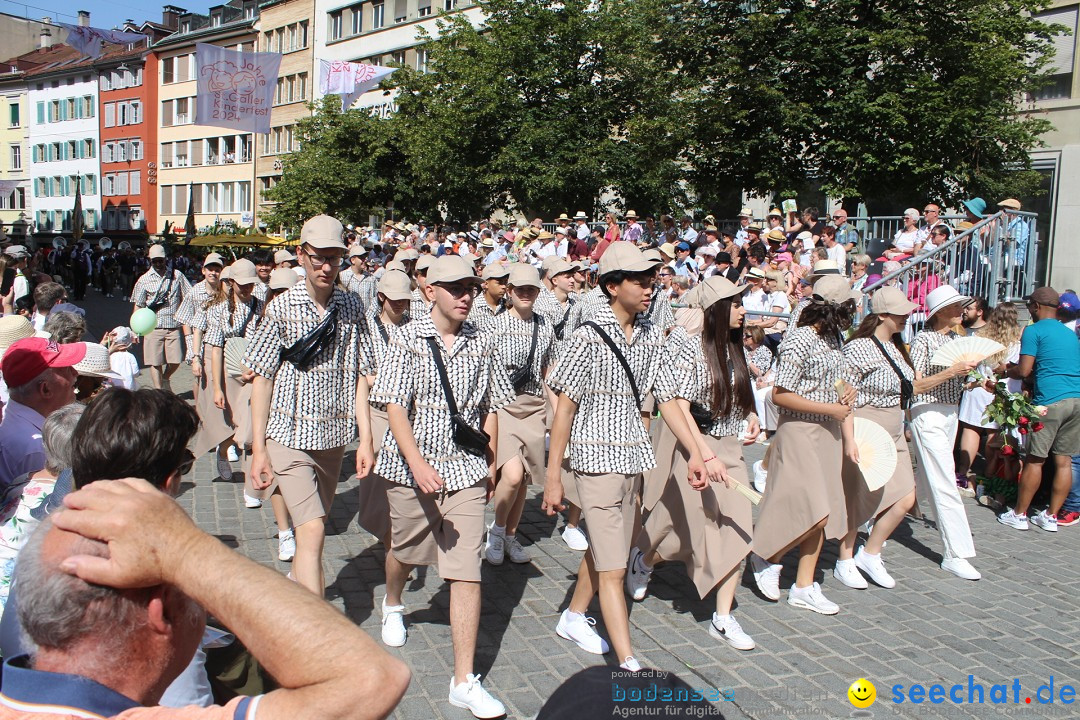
[358,406,392,540]
[638,434,753,598]
[192,368,233,459]
[496,393,546,482]
[753,416,846,560]
[841,405,915,532]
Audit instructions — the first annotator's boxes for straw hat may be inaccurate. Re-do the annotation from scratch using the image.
[73,342,122,380]
[0,316,35,356]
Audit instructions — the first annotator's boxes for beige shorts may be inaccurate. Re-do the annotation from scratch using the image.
[143,327,183,366]
[265,439,345,527]
[1027,396,1080,458]
[576,471,641,572]
[386,483,487,582]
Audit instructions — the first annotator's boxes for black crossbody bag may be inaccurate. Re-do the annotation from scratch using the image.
[871,336,914,410]
[280,306,338,371]
[425,337,490,457]
[581,322,642,409]
[509,318,539,393]
[148,271,175,311]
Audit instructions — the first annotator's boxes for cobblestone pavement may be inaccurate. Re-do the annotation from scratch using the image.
[84,287,1079,719]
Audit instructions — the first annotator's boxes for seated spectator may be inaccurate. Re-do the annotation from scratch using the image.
[849,254,872,292]
[886,208,923,260]
[822,226,847,274]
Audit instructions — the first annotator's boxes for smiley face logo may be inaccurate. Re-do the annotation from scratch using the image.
[848,678,876,708]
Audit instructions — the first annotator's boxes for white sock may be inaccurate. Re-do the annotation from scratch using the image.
[860,549,880,559]
[491,523,506,536]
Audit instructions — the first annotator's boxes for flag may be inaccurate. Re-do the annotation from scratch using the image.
[184,183,197,245]
[59,23,147,59]
[195,43,281,134]
[318,60,397,111]
[72,175,84,241]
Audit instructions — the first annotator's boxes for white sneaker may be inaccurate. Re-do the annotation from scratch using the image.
[787,582,839,615]
[940,557,981,581]
[561,525,589,551]
[625,548,652,601]
[217,455,233,481]
[226,444,240,462]
[448,674,505,719]
[485,526,506,565]
[278,530,295,562]
[752,460,768,493]
[853,547,894,588]
[709,613,755,651]
[243,493,262,509]
[1031,509,1058,533]
[505,535,531,564]
[832,558,868,589]
[620,656,642,672]
[556,609,610,655]
[749,553,782,601]
[380,597,407,647]
[997,508,1029,530]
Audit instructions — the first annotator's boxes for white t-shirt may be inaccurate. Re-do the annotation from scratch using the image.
[826,243,847,274]
[893,228,920,254]
[110,350,140,390]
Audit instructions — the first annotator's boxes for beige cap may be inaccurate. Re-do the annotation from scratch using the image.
[385,259,407,273]
[397,248,420,262]
[0,316,34,355]
[269,267,299,290]
[460,252,481,265]
[220,266,232,281]
[348,243,367,258]
[540,255,563,273]
[871,286,918,315]
[481,262,510,280]
[507,263,541,288]
[812,275,854,304]
[658,243,677,258]
[546,258,574,277]
[229,259,260,285]
[377,269,413,301]
[274,249,296,264]
[148,244,167,259]
[696,276,748,309]
[427,255,480,285]
[203,252,225,267]
[599,242,659,276]
[300,215,346,250]
[998,198,1022,210]
[415,254,435,274]
[642,248,664,264]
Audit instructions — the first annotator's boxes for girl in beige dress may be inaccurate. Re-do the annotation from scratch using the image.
[628,277,758,650]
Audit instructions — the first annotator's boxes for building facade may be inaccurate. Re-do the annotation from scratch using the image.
[0,74,30,236]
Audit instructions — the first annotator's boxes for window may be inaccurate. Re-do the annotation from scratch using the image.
[181,20,190,33]
[416,48,428,72]
[175,140,189,167]
[298,21,308,49]
[329,10,344,41]
[444,0,456,10]
[82,139,95,158]
[66,98,76,119]
[130,171,140,195]
[162,56,174,83]
[82,96,94,118]
[9,145,20,171]
[131,139,142,160]
[350,4,362,35]
[391,50,406,66]
[297,73,307,101]
[373,2,384,29]
[395,0,406,22]
[175,97,190,125]
[117,100,142,126]
[48,100,60,123]
[211,12,222,27]
[1034,6,1078,100]
[0,187,25,210]
[161,185,173,215]
[161,99,174,127]
[105,102,115,127]
[160,142,174,167]
[8,102,19,128]
[418,0,431,16]
[66,140,76,160]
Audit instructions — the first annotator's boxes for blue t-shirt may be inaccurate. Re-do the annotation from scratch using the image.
[1019,318,1080,406]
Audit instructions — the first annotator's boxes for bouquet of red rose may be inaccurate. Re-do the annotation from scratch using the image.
[976,379,1046,504]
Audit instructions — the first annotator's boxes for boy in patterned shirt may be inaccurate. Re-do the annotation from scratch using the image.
[369,254,514,719]
[245,215,376,597]
[543,243,707,672]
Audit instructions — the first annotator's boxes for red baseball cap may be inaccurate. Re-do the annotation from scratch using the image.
[2,338,87,388]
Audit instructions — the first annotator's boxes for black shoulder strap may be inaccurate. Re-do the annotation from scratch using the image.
[425,336,460,415]
[523,315,539,371]
[374,315,389,344]
[582,321,642,409]
[237,298,257,338]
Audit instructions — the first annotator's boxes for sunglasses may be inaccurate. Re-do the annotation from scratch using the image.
[436,282,480,298]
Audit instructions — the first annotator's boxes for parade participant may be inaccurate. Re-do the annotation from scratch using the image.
[468,262,509,332]
[369,253,513,718]
[274,249,297,269]
[908,285,981,579]
[534,258,578,342]
[486,264,557,565]
[269,267,300,294]
[246,215,376,597]
[131,245,192,392]
[749,275,856,615]
[343,243,369,295]
[543,242,704,671]
[627,276,759,651]
[357,269,412,551]
[177,253,224,404]
[410,254,434,319]
[249,249,275,301]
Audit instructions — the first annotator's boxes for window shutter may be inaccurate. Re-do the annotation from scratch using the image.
[89,175,96,194]
[191,139,204,166]
[36,102,44,124]
[116,172,128,196]
[130,171,140,195]
[105,103,115,127]
[161,142,174,166]
[1037,7,1079,74]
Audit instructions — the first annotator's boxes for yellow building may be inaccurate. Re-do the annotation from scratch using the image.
[153,1,261,235]
[0,73,30,238]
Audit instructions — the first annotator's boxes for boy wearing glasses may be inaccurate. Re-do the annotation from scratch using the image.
[369,254,514,718]
[246,215,376,598]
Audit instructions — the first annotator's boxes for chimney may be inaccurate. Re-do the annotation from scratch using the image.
[162,5,186,29]
[39,20,53,50]
[78,10,90,27]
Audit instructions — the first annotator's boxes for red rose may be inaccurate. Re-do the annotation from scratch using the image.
[1002,445,1016,456]
[1032,422,1044,432]
[1018,416,1030,426]
[1019,427,1028,435]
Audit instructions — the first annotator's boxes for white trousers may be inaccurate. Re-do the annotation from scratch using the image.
[753,385,778,431]
[909,403,976,559]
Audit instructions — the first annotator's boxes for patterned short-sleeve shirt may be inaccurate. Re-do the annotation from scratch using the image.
[370,313,515,491]
[244,284,374,450]
[644,286,676,332]
[368,312,410,376]
[492,312,556,397]
[774,325,847,422]
[176,279,216,331]
[342,270,368,297]
[844,337,914,409]
[130,268,191,330]
[561,286,607,340]
[783,297,811,339]
[203,297,265,348]
[910,329,964,406]
[547,303,666,474]
[654,329,755,438]
[467,297,505,334]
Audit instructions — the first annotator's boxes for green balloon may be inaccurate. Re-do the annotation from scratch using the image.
[130,307,158,336]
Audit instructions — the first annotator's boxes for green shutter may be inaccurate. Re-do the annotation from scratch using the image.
[36,102,44,124]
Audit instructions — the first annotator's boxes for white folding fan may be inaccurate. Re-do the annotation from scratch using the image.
[224,337,248,378]
[730,480,762,506]
[931,336,1005,368]
[853,418,897,492]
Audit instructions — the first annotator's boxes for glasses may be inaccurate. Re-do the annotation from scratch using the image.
[659,272,674,277]
[832,215,844,220]
[435,282,480,298]
[178,449,196,476]
[923,208,938,214]
[303,250,346,269]
[743,333,753,339]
